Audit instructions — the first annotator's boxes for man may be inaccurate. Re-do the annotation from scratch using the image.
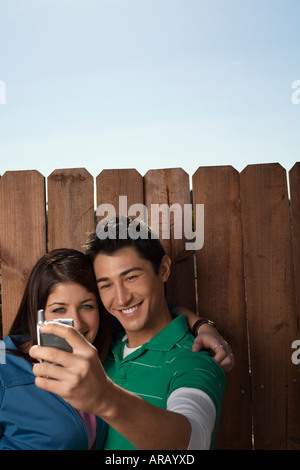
[31,217,226,449]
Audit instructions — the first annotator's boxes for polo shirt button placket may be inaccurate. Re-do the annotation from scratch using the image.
[114,363,128,384]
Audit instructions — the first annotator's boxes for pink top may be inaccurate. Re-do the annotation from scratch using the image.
[76,410,97,449]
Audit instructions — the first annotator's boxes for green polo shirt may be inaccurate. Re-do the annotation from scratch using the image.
[103,314,226,450]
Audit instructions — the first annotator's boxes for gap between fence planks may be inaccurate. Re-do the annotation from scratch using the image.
[0,163,299,450]
[287,162,300,450]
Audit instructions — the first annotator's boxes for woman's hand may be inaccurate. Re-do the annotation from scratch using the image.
[172,306,235,372]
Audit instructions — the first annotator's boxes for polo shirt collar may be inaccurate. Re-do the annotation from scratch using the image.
[145,314,188,351]
[112,314,189,361]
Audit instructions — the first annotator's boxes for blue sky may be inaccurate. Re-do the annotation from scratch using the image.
[0,0,299,179]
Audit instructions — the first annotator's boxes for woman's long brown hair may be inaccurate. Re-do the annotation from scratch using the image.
[8,248,112,362]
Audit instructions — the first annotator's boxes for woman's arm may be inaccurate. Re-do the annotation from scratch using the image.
[171,306,235,373]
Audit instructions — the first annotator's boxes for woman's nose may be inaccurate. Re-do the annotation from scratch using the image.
[69,311,84,332]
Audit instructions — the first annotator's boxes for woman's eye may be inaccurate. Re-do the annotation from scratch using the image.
[81,304,94,310]
[52,307,65,314]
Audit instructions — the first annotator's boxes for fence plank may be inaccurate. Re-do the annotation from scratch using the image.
[288,163,300,450]
[0,171,46,337]
[240,163,298,449]
[47,168,95,252]
[96,169,144,220]
[192,165,252,449]
[144,168,196,312]
[289,163,300,324]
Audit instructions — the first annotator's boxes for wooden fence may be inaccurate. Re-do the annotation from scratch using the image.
[0,163,299,450]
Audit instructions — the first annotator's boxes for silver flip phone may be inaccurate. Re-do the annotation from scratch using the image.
[37,309,73,353]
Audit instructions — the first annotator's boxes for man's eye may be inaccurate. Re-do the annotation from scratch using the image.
[126,275,138,282]
[100,284,111,290]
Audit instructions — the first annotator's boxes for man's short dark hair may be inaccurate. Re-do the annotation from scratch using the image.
[85,216,166,275]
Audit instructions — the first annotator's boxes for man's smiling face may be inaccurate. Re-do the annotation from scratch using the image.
[94,246,172,347]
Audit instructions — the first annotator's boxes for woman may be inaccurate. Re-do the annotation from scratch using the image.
[0,248,111,450]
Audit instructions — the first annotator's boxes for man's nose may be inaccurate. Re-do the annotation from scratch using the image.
[115,284,132,306]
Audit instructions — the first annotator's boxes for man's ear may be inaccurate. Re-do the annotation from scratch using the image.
[160,255,171,282]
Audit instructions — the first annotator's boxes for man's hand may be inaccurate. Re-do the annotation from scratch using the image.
[30,322,112,415]
[30,322,192,449]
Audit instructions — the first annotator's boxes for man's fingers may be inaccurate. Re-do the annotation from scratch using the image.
[30,344,73,366]
[33,359,66,381]
[34,372,70,396]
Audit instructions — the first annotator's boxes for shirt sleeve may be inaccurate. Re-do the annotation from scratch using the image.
[167,387,216,450]
[167,350,226,419]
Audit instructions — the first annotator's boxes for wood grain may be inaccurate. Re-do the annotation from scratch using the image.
[193,165,251,449]
[0,171,46,336]
[240,163,298,449]
[47,168,94,252]
[144,168,196,312]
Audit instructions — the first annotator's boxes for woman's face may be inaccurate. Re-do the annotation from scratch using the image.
[44,282,99,344]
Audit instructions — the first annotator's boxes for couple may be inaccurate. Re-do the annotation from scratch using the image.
[0,217,232,450]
